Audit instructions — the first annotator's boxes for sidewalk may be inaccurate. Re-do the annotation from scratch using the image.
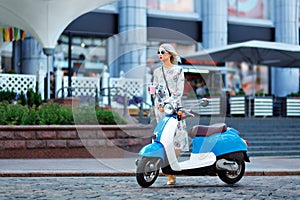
[0,157,299,177]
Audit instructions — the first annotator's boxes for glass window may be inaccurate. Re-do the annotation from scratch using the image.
[228,0,269,19]
[54,35,107,77]
[299,0,300,22]
[227,62,269,96]
[147,0,194,13]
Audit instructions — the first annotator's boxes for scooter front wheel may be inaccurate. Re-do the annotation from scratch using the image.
[136,157,160,188]
[217,160,245,184]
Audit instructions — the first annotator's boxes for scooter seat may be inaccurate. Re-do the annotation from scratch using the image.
[189,123,227,137]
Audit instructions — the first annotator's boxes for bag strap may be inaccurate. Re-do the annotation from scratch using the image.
[162,66,171,97]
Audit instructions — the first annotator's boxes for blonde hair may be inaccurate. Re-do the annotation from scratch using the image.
[159,43,181,64]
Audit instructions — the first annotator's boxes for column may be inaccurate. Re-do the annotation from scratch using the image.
[21,35,47,99]
[107,35,120,77]
[118,0,147,77]
[55,68,64,98]
[272,0,299,97]
[202,0,228,49]
[21,36,47,75]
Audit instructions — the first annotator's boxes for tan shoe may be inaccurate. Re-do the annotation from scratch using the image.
[167,175,176,185]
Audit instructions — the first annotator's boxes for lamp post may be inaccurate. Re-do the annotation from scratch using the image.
[43,48,54,100]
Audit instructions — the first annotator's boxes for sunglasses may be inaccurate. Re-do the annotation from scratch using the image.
[157,50,167,55]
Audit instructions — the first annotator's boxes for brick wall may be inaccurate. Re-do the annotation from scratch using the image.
[0,125,152,158]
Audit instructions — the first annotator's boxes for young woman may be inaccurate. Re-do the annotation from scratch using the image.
[152,43,189,185]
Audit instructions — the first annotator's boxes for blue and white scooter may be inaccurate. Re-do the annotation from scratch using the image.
[135,86,250,188]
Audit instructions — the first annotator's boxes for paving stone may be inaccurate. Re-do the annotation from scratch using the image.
[0,176,299,199]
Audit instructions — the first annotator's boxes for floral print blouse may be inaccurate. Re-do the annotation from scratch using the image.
[153,65,185,101]
[152,65,189,151]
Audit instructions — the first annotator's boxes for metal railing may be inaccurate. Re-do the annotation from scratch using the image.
[56,86,98,99]
[101,86,152,122]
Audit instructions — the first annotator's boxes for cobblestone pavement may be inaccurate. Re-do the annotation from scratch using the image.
[0,176,299,199]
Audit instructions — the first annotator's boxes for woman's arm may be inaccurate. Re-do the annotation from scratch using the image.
[174,67,185,99]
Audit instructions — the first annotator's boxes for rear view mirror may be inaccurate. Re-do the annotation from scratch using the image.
[200,98,209,107]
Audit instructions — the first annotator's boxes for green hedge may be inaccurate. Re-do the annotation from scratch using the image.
[0,102,127,125]
[0,86,42,107]
[72,105,127,125]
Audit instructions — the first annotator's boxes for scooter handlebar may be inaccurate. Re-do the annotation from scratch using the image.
[182,108,195,117]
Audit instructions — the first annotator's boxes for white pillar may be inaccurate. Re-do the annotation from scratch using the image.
[55,68,64,98]
[272,0,299,97]
[202,0,228,92]
[37,69,46,100]
[101,67,110,106]
[202,0,228,49]
[118,0,147,77]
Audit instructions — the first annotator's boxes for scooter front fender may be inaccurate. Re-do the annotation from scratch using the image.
[138,142,166,162]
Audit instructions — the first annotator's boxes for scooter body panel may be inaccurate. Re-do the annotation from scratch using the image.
[192,127,248,157]
[138,116,174,164]
[138,142,165,161]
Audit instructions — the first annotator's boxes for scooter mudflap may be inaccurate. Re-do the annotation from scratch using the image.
[178,152,216,170]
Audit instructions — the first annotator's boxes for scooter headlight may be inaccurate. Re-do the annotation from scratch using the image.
[163,103,175,115]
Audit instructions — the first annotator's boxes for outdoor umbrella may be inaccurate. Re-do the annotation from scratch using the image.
[184,40,300,116]
[185,40,300,94]
[185,40,300,67]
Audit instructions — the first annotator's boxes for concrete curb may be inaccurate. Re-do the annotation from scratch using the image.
[0,157,299,177]
[1,171,299,177]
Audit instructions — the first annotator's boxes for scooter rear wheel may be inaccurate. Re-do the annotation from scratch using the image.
[136,157,160,188]
[217,160,245,184]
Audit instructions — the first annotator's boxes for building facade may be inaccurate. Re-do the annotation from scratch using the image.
[1,0,300,98]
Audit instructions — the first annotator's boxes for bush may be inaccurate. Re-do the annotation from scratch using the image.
[0,90,17,103]
[73,105,127,125]
[287,92,300,97]
[36,102,74,125]
[0,102,127,125]
[27,86,42,107]
[0,102,33,125]
[96,109,127,125]
[236,88,245,96]
[0,82,42,107]
[21,107,36,125]
[73,105,98,125]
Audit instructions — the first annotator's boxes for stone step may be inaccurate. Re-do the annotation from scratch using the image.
[248,141,300,146]
[248,150,300,157]
[182,150,300,157]
[241,136,300,141]
[248,145,300,151]
[237,129,300,132]
[164,117,300,157]
[240,133,300,138]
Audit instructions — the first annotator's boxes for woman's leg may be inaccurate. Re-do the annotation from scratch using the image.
[167,148,181,185]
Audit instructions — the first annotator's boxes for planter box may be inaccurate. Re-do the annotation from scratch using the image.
[254,97,273,117]
[230,96,246,115]
[53,97,80,108]
[286,97,300,116]
[0,125,152,159]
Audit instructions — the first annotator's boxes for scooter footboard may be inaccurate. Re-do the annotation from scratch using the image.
[192,127,248,157]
